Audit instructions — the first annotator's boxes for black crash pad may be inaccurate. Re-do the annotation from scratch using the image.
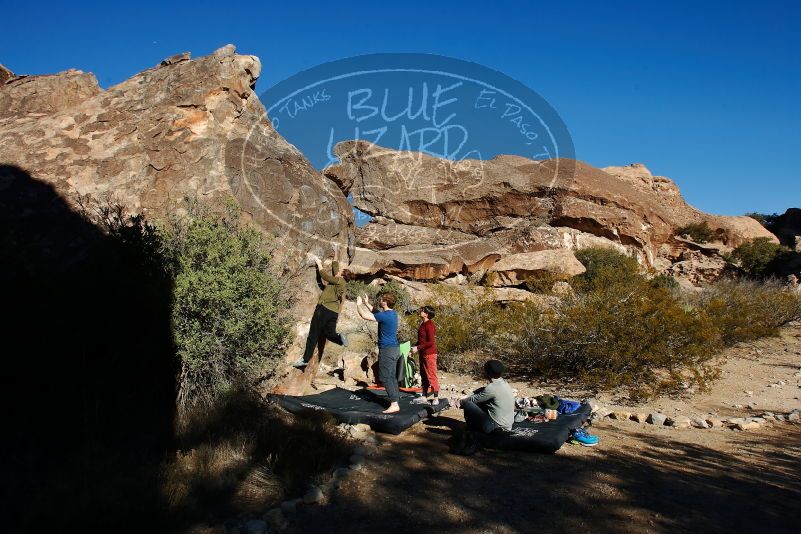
[477,402,593,454]
[270,387,450,435]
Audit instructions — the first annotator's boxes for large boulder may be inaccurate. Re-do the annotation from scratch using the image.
[0,46,353,395]
[486,249,586,286]
[326,141,776,284]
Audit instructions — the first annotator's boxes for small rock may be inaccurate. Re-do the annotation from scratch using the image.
[213,44,237,57]
[667,416,691,429]
[747,403,757,410]
[735,421,761,431]
[768,384,780,388]
[303,486,324,504]
[159,51,191,67]
[280,499,301,515]
[750,417,767,425]
[733,404,744,409]
[705,417,722,428]
[728,417,747,426]
[691,417,710,429]
[778,380,786,386]
[610,411,632,421]
[597,407,613,418]
[349,454,365,470]
[244,519,267,534]
[646,413,668,426]
[349,423,372,440]
[774,414,786,422]
[630,413,648,423]
[744,390,754,397]
[788,410,801,422]
[263,508,288,531]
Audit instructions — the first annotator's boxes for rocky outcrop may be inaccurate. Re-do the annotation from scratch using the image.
[326,141,776,285]
[0,46,353,395]
[486,249,586,286]
[0,64,15,86]
[772,208,801,250]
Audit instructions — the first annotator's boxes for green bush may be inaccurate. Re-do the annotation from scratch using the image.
[573,247,641,291]
[162,202,292,417]
[732,237,791,278]
[524,271,560,293]
[693,279,801,345]
[676,221,717,243]
[506,268,723,398]
[403,285,536,375]
[345,278,413,313]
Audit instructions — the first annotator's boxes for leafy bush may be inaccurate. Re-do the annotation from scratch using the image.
[573,247,641,290]
[676,221,718,243]
[345,278,413,313]
[732,237,791,278]
[162,202,292,418]
[402,285,536,375]
[505,268,723,398]
[650,273,680,291]
[692,279,801,345]
[524,271,560,293]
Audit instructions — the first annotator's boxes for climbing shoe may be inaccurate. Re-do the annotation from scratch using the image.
[569,428,599,447]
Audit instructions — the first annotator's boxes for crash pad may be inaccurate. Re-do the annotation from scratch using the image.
[476,402,593,453]
[270,387,449,435]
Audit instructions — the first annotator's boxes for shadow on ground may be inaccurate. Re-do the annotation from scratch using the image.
[288,415,801,533]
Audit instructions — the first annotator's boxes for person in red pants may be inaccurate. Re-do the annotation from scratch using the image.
[412,306,439,405]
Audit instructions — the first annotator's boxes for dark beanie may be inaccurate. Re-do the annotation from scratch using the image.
[485,359,505,378]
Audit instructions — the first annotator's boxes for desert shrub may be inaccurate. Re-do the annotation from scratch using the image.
[693,279,801,345]
[650,273,680,291]
[406,285,537,374]
[505,268,723,398]
[345,278,413,313]
[524,271,560,293]
[732,237,791,278]
[162,202,292,418]
[573,247,641,290]
[162,391,351,530]
[676,221,717,243]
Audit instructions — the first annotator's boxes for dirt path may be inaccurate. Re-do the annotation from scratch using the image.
[289,326,801,533]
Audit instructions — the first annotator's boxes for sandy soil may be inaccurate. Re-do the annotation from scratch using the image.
[289,325,801,533]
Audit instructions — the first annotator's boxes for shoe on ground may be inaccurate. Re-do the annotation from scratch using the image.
[291,358,308,369]
[410,396,429,405]
[570,428,599,446]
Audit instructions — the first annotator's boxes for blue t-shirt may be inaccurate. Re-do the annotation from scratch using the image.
[373,309,399,347]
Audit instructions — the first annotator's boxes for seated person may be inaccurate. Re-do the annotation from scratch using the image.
[456,359,515,434]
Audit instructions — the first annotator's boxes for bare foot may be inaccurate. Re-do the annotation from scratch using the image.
[383,402,400,414]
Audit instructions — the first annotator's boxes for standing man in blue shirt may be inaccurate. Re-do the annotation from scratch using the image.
[356,291,400,414]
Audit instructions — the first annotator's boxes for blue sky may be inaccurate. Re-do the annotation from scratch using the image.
[2,0,799,215]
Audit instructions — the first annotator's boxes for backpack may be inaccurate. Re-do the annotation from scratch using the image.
[397,341,418,388]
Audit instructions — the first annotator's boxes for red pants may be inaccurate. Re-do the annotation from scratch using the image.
[419,353,439,396]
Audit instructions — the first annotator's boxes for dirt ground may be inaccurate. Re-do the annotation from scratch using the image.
[288,325,801,533]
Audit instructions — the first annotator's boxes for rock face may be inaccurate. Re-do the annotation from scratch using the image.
[0,45,353,395]
[325,141,776,284]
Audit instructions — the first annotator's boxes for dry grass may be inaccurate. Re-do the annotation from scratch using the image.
[158,391,352,530]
